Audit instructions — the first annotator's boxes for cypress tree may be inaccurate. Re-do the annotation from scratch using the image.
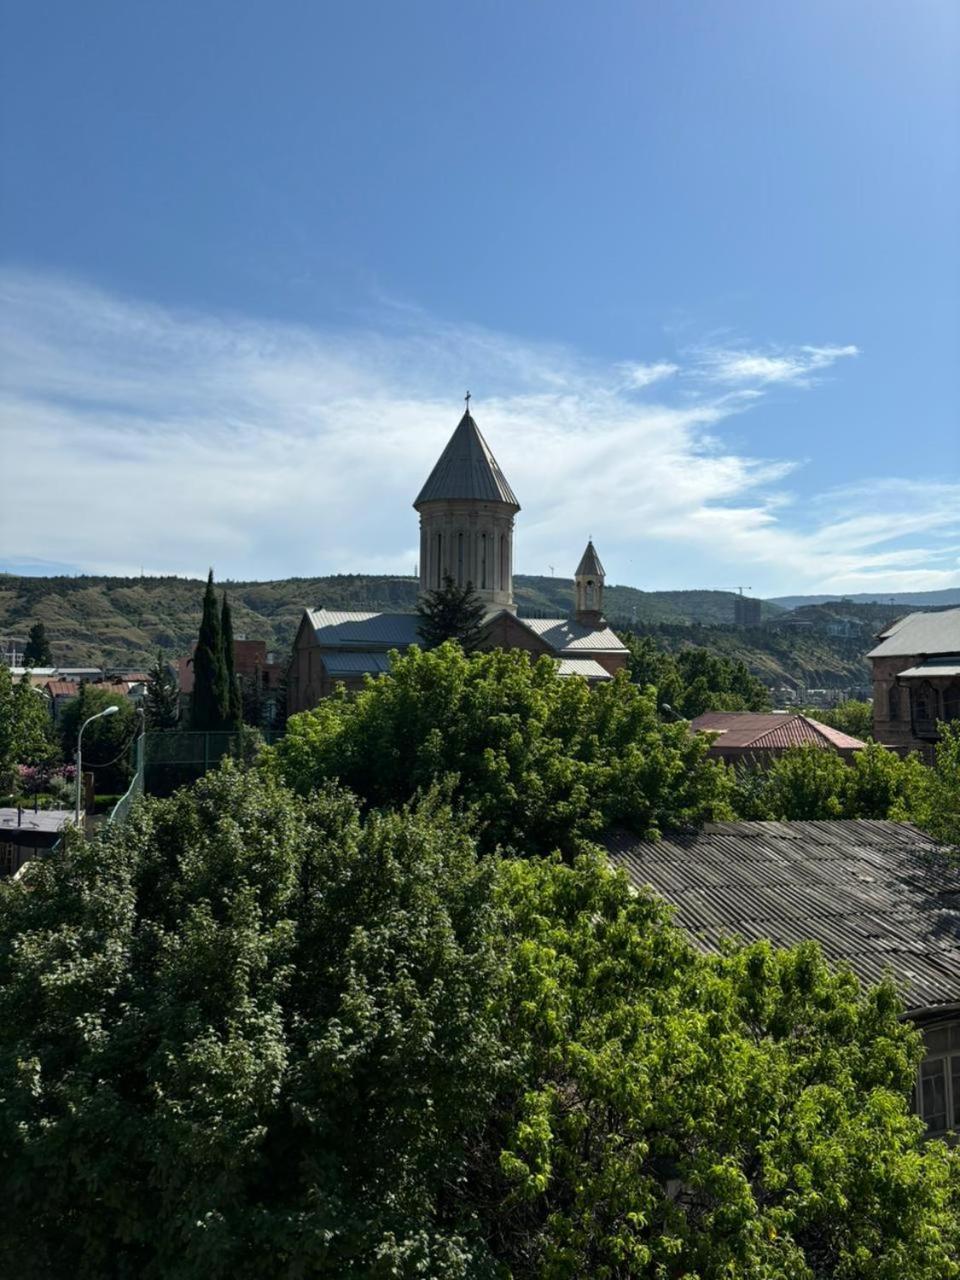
[191,570,228,730]
[221,593,242,730]
[23,621,53,668]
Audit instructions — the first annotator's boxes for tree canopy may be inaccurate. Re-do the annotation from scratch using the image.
[60,683,137,794]
[191,570,229,730]
[620,632,771,717]
[0,666,59,791]
[416,574,488,651]
[1,761,956,1278]
[22,620,53,667]
[144,650,180,729]
[270,642,732,854]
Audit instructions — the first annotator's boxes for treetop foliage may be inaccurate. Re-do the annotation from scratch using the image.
[269,642,733,854]
[619,631,772,717]
[1,762,956,1277]
[22,619,53,667]
[416,574,488,651]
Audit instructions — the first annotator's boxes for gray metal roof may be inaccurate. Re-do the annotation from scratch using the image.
[867,608,960,658]
[521,617,628,654]
[606,821,960,1013]
[322,651,393,677]
[414,411,520,509]
[0,808,74,834]
[556,657,613,680]
[897,657,960,680]
[575,540,605,579]
[307,610,422,649]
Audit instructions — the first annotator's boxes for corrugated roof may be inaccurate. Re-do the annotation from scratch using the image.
[414,410,519,508]
[867,608,960,658]
[606,820,960,1013]
[322,651,393,676]
[897,657,960,680]
[556,657,613,680]
[521,617,628,654]
[0,808,74,834]
[307,610,422,649]
[43,681,79,697]
[575,540,605,578]
[691,711,865,751]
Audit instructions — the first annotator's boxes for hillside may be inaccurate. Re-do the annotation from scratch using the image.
[771,588,960,609]
[0,574,781,668]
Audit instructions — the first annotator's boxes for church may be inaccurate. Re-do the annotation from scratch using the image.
[287,403,629,712]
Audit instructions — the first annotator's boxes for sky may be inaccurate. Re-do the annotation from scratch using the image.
[1,0,958,596]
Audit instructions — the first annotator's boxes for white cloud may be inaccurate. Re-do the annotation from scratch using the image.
[0,269,955,596]
[695,343,859,387]
[616,360,679,389]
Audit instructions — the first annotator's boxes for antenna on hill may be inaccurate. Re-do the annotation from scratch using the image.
[548,564,555,577]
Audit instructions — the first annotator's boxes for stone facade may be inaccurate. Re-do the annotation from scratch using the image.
[416,498,517,611]
[869,609,960,760]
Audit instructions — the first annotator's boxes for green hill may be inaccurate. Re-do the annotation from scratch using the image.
[0,574,783,669]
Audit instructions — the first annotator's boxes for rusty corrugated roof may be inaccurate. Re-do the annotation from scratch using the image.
[691,712,865,751]
[606,821,960,1013]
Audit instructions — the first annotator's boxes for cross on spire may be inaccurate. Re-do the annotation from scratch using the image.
[464,390,471,411]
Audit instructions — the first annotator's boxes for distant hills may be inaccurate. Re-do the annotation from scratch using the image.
[770,588,960,610]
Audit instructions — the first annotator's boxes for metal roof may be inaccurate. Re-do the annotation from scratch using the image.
[414,411,520,509]
[606,821,960,1013]
[867,608,960,659]
[690,712,865,751]
[307,610,423,649]
[0,808,74,834]
[897,657,960,680]
[575,540,605,579]
[521,617,628,654]
[321,651,393,677]
[556,657,613,680]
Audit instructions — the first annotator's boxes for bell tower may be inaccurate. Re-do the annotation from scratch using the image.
[413,398,520,613]
[574,540,606,627]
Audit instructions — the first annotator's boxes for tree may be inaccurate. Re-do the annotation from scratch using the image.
[191,570,229,730]
[618,631,771,718]
[220,593,242,729]
[802,698,874,741]
[909,721,960,849]
[59,683,136,794]
[270,641,733,855]
[144,650,179,729]
[416,575,487,651]
[21,621,53,668]
[1,762,956,1276]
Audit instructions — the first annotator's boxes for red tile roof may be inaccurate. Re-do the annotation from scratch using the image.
[690,712,865,751]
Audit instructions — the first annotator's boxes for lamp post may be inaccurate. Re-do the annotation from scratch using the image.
[75,705,119,826]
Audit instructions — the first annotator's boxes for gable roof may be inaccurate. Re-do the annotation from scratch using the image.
[519,616,627,655]
[575,540,605,578]
[414,411,520,509]
[867,608,960,659]
[555,657,613,681]
[307,609,422,650]
[690,711,865,751]
[606,820,960,1013]
[43,680,79,697]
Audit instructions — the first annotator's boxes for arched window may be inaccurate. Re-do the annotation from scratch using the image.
[888,684,900,721]
[457,532,464,585]
[500,534,508,591]
[436,532,442,588]
[480,533,487,590]
[585,578,595,608]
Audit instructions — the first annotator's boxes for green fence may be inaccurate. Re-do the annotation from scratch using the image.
[144,729,285,796]
[107,731,145,826]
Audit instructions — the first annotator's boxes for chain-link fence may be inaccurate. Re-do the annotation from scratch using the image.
[143,729,285,796]
[107,731,145,826]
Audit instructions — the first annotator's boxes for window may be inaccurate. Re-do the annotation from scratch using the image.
[480,533,487,590]
[457,532,464,586]
[917,1023,960,1135]
[436,533,443,589]
[888,684,900,720]
[944,684,960,722]
[500,534,508,590]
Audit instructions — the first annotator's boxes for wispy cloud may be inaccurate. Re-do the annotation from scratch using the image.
[0,269,955,596]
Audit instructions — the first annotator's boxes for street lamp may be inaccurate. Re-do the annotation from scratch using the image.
[75,705,119,826]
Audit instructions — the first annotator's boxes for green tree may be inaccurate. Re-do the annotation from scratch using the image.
[220,593,242,729]
[909,721,960,849]
[1,763,956,1277]
[21,620,53,668]
[618,632,683,712]
[191,570,229,730]
[60,683,136,793]
[844,740,927,819]
[619,632,770,718]
[10,675,57,769]
[144,650,180,729]
[802,698,874,741]
[416,574,487,651]
[749,742,850,820]
[270,642,732,854]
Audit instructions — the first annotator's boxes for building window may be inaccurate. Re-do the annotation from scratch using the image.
[457,532,464,585]
[944,684,960,722]
[888,684,900,721]
[480,533,487,590]
[917,1023,960,1136]
[500,534,508,591]
[436,533,443,589]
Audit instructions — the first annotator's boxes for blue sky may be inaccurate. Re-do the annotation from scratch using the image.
[1,0,957,594]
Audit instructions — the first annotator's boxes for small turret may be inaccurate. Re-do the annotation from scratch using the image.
[574,540,605,627]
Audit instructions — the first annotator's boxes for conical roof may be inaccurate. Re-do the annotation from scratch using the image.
[414,410,519,509]
[575,540,605,578]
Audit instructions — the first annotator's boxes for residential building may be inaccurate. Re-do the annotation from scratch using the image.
[605,820,960,1137]
[869,608,960,758]
[733,595,762,627]
[690,711,866,764]
[288,405,629,713]
[43,679,80,723]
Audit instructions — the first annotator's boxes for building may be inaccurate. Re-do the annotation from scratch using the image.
[0,808,73,877]
[288,405,629,712]
[869,608,960,758]
[43,679,80,724]
[690,711,866,764]
[733,595,762,627]
[605,820,960,1137]
[178,638,285,725]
